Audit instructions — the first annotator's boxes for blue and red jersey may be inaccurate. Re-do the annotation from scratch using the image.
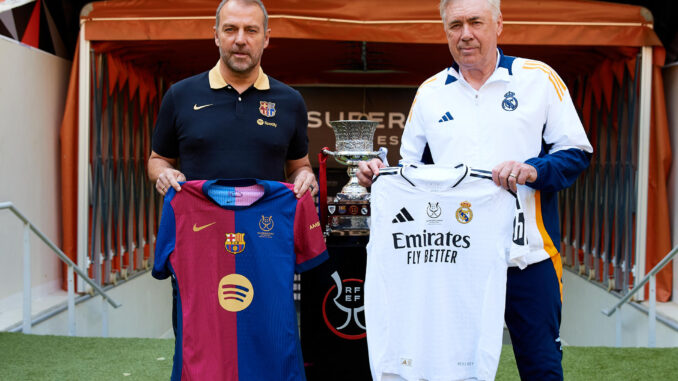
[153,179,328,380]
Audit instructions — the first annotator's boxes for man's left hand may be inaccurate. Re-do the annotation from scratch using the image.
[292,170,318,199]
[492,161,537,193]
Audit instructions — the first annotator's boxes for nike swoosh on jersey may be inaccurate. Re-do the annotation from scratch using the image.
[193,103,213,110]
[193,222,216,232]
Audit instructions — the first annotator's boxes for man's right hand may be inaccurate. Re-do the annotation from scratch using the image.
[356,158,385,187]
[155,168,186,196]
[148,151,185,197]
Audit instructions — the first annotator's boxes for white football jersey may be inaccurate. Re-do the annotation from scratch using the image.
[365,164,528,381]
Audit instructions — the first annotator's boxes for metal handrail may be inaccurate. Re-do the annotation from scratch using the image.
[601,245,678,347]
[0,201,121,335]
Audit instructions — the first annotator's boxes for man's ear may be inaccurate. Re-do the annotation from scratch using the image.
[496,13,503,37]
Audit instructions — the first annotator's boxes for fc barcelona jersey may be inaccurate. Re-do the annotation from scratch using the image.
[152,179,328,381]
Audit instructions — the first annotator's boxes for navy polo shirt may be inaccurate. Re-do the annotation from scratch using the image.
[152,62,309,181]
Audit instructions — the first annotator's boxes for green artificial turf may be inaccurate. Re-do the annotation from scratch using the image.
[0,332,174,380]
[1,332,677,380]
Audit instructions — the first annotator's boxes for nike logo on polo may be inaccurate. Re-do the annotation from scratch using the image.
[193,222,216,232]
[193,104,213,110]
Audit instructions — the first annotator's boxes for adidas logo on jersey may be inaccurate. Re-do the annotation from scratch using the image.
[438,111,454,123]
[392,208,414,223]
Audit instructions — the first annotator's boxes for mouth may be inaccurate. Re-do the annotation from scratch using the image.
[458,45,478,52]
[231,51,250,59]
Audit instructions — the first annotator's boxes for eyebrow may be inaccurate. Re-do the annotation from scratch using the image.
[221,23,261,30]
[449,15,483,25]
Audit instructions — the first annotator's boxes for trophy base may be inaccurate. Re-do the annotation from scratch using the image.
[326,200,370,236]
[327,227,370,237]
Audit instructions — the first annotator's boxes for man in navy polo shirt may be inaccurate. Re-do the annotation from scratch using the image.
[147,0,319,367]
[148,0,317,198]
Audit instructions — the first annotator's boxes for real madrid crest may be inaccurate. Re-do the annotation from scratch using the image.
[502,91,518,111]
[455,201,473,224]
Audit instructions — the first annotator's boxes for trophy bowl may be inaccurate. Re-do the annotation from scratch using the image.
[322,120,380,201]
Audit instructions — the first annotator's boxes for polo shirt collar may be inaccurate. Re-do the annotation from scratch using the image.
[445,48,514,85]
[208,61,270,90]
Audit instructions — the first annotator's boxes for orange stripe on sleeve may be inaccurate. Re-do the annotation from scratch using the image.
[525,61,568,92]
[547,77,564,102]
[523,63,564,101]
[534,190,560,258]
[550,251,564,302]
[421,76,437,86]
[407,96,417,123]
[534,190,563,301]
[406,76,436,124]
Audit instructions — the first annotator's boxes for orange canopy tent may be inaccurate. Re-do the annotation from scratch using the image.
[60,0,672,300]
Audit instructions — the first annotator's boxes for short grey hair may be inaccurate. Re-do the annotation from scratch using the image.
[215,0,269,30]
[439,0,501,22]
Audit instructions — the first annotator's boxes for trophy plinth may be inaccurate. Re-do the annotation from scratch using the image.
[322,120,380,236]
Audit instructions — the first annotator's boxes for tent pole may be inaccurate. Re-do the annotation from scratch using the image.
[77,24,91,293]
[634,46,652,300]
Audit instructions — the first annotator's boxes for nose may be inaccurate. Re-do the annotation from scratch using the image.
[461,23,473,40]
[234,29,246,44]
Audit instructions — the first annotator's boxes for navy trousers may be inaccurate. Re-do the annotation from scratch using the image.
[505,256,564,381]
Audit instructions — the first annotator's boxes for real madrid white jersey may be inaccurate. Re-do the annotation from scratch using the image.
[365,164,528,381]
[400,50,592,266]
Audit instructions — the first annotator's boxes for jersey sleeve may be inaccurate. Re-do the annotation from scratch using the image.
[152,189,178,279]
[151,85,180,158]
[399,91,429,165]
[524,64,593,192]
[286,90,309,160]
[293,191,328,273]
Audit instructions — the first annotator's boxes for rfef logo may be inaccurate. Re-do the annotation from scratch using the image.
[322,271,366,340]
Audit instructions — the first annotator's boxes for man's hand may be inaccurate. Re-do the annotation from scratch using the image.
[286,155,317,199]
[356,158,385,187]
[292,169,318,198]
[148,151,185,196]
[492,161,537,193]
[155,168,186,196]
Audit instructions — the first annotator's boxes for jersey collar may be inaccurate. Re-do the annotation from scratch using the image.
[397,163,469,190]
[208,61,271,90]
[201,179,271,210]
[445,48,515,85]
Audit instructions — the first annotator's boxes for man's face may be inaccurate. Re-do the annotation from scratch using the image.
[443,0,502,72]
[214,0,270,75]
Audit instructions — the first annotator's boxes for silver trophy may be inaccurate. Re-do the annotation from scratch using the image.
[322,120,380,235]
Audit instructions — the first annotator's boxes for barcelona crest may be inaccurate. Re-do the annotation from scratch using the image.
[455,201,473,224]
[225,233,246,254]
[259,101,276,117]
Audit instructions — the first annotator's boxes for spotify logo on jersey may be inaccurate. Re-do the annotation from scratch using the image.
[218,274,254,312]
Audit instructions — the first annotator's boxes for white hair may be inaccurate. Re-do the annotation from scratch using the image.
[439,0,501,22]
